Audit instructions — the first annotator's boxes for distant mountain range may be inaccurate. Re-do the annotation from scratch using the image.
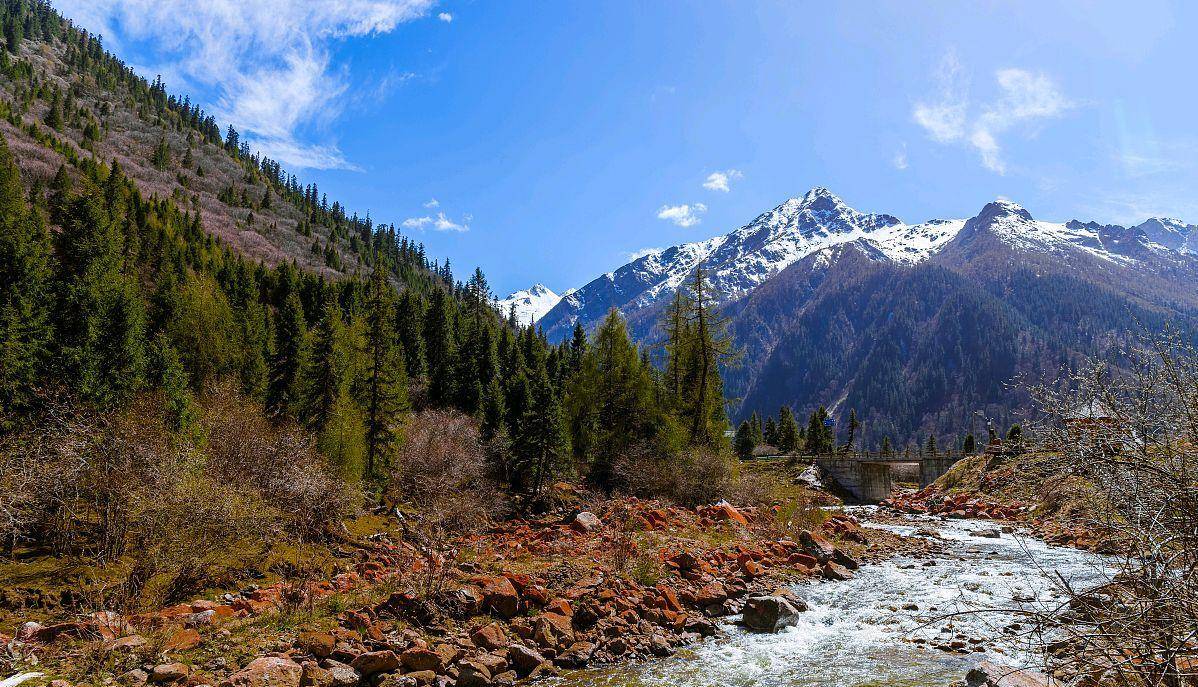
[532,188,1198,446]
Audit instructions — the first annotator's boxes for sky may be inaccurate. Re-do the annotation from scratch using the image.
[53,0,1198,297]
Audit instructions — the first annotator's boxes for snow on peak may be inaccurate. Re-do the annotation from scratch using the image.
[496,284,562,325]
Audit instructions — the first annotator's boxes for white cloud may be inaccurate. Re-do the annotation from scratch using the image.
[625,247,662,261]
[423,197,440,208]
[657,203,707,228]
[892,143,908,170]
[702,169,743,193]
[438,12,453,22]
[433,212,469,232]
[401,211,470,232]
[913,52,1071,175]
[57,0,436,170]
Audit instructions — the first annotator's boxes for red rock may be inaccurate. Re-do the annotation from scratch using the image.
[164,628,201,651]
[656,586,682,613]
[544,598,573,617]
[475,576,521,618]
[296,630,335,658]
[400,647,443,673]
[350,650,401,676]
[471,622,508,651]
[532,612,575,649]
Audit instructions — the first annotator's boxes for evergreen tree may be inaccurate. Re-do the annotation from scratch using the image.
[880,436,893,454]
[424,288,457,405]
[0,139,53,427]
[777,406,800,453]
[845,408,860,452]
[512,350,568,506]
[962,433,977,454]
[763,416,779,446]
[749,411,763,445]
[151,137,170,169]
[266,291,308,416]
[666,264,738,447]
[362,258,408,485]
[148,333,197,436]
[803,406,835,454]
[734,420,756,459]
[926,434,937,456]
[566,309,670,492]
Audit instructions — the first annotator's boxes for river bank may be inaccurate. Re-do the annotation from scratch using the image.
[544,508,1110,687]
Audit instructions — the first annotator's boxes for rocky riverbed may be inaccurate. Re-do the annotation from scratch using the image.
[546,508,1111,687]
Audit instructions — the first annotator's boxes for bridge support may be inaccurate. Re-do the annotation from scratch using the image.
[816,453,964,503]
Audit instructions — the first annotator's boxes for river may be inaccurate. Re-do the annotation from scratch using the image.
[549,508,1111,687]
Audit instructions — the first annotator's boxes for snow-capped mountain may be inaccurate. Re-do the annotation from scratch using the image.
[540,187,1198,342]
[495,284,563,325]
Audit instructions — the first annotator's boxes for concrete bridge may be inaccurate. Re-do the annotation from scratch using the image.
[814,452,966,502]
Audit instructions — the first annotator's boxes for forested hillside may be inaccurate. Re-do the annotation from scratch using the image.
[0,0,753,624]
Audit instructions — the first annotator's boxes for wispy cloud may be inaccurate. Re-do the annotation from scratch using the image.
[892,143,908,170]
[423,198,441,208]
[625,247,662,261]
[702,169,743,193]
[437,11,453,22]
[58,0,437,170]
[657,203,706,228]
[913,51,1071,174]
[402,211,470,232]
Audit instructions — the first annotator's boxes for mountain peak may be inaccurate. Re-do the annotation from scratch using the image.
[977,199,1034,223]
[497,284,563,325]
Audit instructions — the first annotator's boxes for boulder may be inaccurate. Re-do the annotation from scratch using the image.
[119,669,150,687]
[297,631,336,658]
[507,644,546,677]
[400,647,443,673]
[569,511,603,533]
[476,577,520,618]
[822,562,854,581]
[532,612,575,649]
[553,641,596,669]
[965,660,1053,687]
[321,660,360,687]
[150,664,190,683]
[350,650,401,676]
[471,622,508,651]
[220,657,304,687]
[455,661,492,687]
[741,595,806,632]
[799,530,837,563]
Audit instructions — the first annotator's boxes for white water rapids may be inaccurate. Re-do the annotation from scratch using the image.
[552,508,1112,687]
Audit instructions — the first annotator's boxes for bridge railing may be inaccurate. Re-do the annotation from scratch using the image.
[787,450,971,463]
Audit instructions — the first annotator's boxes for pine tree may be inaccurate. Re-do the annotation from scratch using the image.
[926,434,937,456]
[566,309,668,492]
[424,288,457,405]
[880,436,893,454]
[749,411,763,445]
[734,420,756,459]
[962,433,976,454]
[266,291,308,416]
[362,257,409,485]
[148,333,197,436]
[0,139,54,427]
[764,417,779,446]
[777,406,800,453]
[513,350,568,506]
[803,406,835,454]
[845,409,860,452]
[666,265,738,447]
[151,137,170,169]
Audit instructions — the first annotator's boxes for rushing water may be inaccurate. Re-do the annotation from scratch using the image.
[551,508,1111,687]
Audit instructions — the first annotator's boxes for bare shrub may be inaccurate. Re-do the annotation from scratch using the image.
[385,410,501,597]
[612,446,734,506]
[1016,329,1198,686]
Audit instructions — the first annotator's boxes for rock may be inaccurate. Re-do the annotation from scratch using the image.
[708,501,749,526]
[649,634,674,657]
[799,530,837,563]
[492,670,518,686]
[741,595,806,632]
[119,669,150,686]
[164,627,202,651]
[151,663,190,683]
[220,657,304,687]
[476,576,520,618]
[532,612,575,649]
[553,641,596,668]
[400,647,443,673]
[350,650,401,676]
[822,562,854,581]
[449,585,486,617]
[321,661,359,687]
[544,598,573,617]
[404,670,438,685]
[298,663,333,687]
[374,676,418,687]
[977,529,1002,539]
[111,634,148,651]
[569,511,603,533]
[297,631,336,658]
[507,644,546,677]
[456,661,492,687]
[471,622,508,651]
[965,660,1053,687]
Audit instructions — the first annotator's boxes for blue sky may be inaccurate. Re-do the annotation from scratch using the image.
[55,1,1198,297]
